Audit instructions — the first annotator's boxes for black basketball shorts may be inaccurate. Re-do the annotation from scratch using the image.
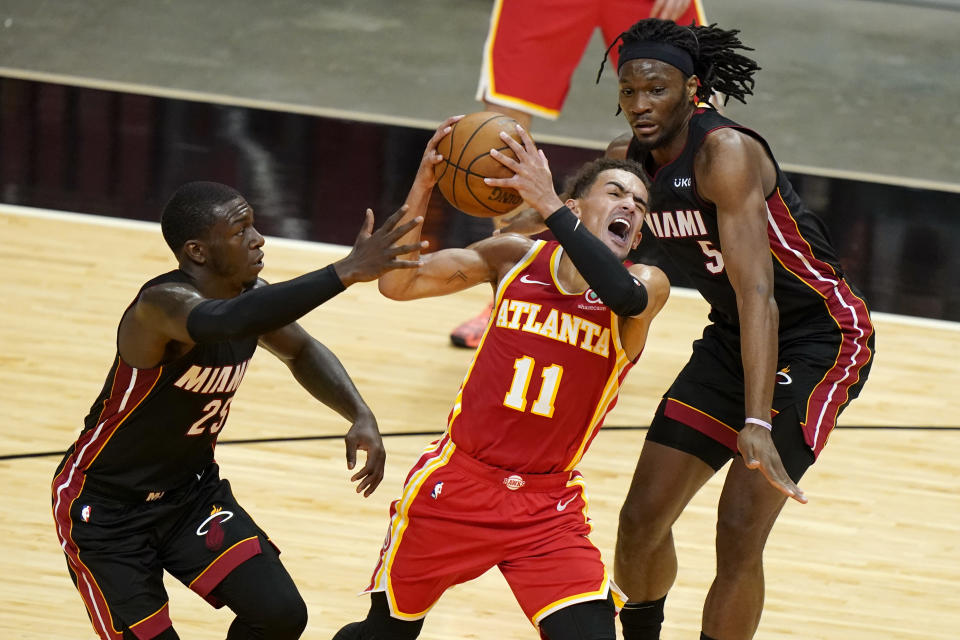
[647,317,874,482]
[53,463,275,639]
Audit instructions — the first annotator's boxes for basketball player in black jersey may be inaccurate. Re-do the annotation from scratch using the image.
[52,181,425,640]
[495,17,875,640]
[600,19,876,640]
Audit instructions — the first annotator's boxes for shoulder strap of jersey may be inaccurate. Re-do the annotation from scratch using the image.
[687,108,740,155]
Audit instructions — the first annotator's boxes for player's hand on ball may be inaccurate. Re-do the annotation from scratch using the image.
[485,125,565,218]
[434,111,526,217]
[414,114,464,190]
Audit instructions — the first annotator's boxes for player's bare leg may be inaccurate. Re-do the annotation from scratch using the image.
[700,458,788,640]
[615,440,715,639]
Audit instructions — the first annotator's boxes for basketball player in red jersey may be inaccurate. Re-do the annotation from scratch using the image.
[52,182,425,640]
[333,117,668,640]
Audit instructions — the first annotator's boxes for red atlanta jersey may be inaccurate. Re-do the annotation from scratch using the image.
[447,240,635,474]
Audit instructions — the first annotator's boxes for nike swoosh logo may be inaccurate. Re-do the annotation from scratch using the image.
[556,496,577,511]
[520,275,551,286]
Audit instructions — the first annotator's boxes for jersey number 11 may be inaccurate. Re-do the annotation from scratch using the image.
[503,356,563,418]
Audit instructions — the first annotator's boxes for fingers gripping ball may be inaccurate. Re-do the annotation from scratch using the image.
[434,111,528,217]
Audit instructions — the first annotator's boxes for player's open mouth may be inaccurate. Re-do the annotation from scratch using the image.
[608,217,631,244]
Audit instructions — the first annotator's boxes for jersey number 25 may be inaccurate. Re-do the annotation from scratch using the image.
[186,398,233,436]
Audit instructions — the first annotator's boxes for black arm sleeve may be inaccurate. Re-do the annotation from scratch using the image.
[544,206,648,316]
[186,265,345,342]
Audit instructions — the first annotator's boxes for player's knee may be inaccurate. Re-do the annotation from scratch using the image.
[714,511,768,568]
[277,594,308,638]
[242,589,307,639]
[617,495,670,544]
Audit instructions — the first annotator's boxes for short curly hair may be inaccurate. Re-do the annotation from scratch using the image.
[160,181,243,254]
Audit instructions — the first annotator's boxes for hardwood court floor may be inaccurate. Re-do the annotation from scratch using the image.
[2,206,958,639]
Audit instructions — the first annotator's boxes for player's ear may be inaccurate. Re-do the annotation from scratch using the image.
[631,230,643,250]
[686,75,699,104]
[183,239,207,266]
[565,198,582,218]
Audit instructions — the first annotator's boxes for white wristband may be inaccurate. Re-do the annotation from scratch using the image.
[745,417,772,431]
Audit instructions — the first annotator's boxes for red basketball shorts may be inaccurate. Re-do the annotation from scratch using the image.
[476,0,705,118]
[364,435,624,627]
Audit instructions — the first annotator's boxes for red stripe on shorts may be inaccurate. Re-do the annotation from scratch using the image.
[128,603,173,640]
[663,398,739,451]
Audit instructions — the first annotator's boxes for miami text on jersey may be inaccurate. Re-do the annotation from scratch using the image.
[173,360,250,394]
[494,298,610,357]
[645,210,708,239]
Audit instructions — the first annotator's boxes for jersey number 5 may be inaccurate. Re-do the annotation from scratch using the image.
[698,240,725,274]
[186,398,233,436]
[503,356,563,418]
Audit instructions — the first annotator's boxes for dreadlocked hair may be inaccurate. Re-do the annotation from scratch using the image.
[599,18,761,105]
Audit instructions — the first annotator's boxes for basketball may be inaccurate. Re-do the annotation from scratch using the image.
[434,111,527,217]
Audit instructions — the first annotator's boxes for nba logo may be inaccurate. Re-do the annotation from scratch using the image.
[431,482,443,499]
[81,505,91,522]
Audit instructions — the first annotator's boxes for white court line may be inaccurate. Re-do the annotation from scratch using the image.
[2,65,960,193]
[0,202,349,254]
[3,202,959,332]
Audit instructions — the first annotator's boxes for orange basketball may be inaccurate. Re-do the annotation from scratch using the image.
[434,111,527,217]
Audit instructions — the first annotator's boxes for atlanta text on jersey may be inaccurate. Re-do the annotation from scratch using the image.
[494,298,611,357]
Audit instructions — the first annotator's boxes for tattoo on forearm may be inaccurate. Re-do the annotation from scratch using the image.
[445,271,469,284]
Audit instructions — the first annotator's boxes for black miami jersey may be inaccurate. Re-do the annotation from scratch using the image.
[628,109,874,460]
[54,271,258,497]
[628,108,857,332]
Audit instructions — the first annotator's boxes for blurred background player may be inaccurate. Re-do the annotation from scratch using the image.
[450,0,705,348]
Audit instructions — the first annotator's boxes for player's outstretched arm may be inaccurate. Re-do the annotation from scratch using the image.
[377,115,532,301]
[377,115,465,298]
[331,206,427,286]
[259,323,385,497]
[127,208,424,359]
